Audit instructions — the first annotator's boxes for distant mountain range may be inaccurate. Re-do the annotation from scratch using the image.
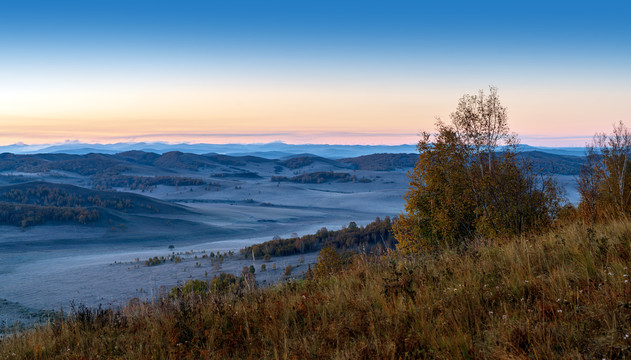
[0,142,588,159]
[0,142,416,159]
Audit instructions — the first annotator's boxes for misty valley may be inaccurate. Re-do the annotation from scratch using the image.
[0,147,583,330]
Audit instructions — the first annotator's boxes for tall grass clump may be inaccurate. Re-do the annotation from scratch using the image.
[2,219,631,359]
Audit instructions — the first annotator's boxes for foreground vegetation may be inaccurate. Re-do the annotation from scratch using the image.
[2,219,631,359]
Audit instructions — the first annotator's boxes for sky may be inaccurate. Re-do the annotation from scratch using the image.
[0,0,629,146]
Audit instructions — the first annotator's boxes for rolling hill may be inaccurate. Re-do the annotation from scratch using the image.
[0,181,194,227]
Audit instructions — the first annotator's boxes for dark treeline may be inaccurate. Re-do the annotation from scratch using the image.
[92,175,208,191]
[0,181,199,227]
[340,153,418,171]
[0,185,136,210]
[0,202,99,227]
[211,171,262,179]
[271,171,371,184]
[515,151,584,176]
[278,156,315,169]
[240,217,395,258]
[0,153,127,176]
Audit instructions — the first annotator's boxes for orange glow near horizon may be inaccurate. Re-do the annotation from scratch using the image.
[0,81,628,147]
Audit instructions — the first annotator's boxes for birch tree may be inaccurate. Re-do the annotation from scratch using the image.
[579,121,631,219]
[395,87,563,254]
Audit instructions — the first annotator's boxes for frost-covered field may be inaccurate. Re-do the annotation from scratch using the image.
[0,154,582,330]
[0,168,409,329]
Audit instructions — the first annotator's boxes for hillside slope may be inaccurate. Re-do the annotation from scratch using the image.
[0,181,194,227]
[2,219,630,358]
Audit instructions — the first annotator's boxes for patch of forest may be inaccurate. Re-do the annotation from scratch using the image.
[0,184,136,210]
[516,151,584,175]
[211,171,262,179]
[278,156,314,169]
[0,181,191,215]
[211,171,263,179]
[206,154,272,166]
[92,175,207,191]
[152,151,216,170]
[0,182,196,227]
[114,150,162,165]
[240,217,395,258]
[340,153,418,171]
[278,155,344,169]
[271,171,371,184]
[0,153,128,176]
[0,202,99,227]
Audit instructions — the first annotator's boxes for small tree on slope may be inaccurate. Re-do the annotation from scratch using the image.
[394,87,563,254]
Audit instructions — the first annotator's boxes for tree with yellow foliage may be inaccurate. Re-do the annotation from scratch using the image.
[395,87,563,254]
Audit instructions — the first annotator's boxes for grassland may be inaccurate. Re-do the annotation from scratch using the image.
[2,218,631,359]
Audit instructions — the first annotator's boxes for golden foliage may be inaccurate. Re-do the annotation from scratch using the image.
[313,246,343,278]
[395,87,562,254]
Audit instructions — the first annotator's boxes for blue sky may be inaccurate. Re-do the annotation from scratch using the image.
[0,0,629,145]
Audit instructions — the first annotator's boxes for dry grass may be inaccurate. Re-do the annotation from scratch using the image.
[2,220,631,359]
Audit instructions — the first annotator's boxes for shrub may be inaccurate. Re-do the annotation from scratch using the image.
[169,279,208,297]
[209,273,238,294]
[144,256,165,266]
[313,247,342,278]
